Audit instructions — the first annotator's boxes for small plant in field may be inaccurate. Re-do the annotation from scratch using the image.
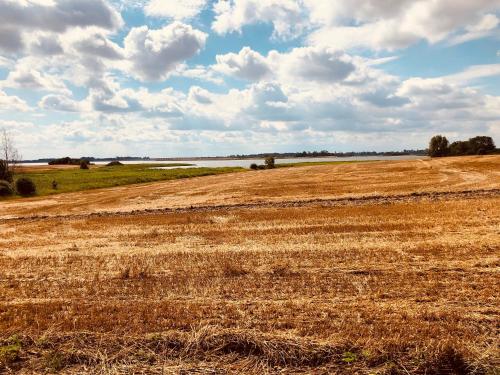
[16,177,37,196]
[250,163,258,170]
[270,263,292,277]
[0,180,13,196]
[118,259,152,279]
[222,261,248,277]
[43,350,67,372]
[52,180,58,190]
[80,160,89,170]
[68,243,79,252]
[0,336,21,367]
[119,267,131,279]
[342,351,357,364]
[136,267,150,279]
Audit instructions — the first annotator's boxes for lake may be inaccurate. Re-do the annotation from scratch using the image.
[21,155,427,169]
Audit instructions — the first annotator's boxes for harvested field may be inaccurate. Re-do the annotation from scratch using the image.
[1,156,498,219]
[0,156,499,373]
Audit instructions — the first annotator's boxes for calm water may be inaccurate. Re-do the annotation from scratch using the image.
[21,155,426,168]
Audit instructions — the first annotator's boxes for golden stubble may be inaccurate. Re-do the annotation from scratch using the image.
[0,156,499,373]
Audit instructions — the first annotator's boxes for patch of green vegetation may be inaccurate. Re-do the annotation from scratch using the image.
[342,351,358,364]
[0,336,21,366]
[276,160,377,168]
[43,350,67,372]
[11,164,243,197]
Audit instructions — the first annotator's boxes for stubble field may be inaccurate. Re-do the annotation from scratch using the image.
[0,156,499,374]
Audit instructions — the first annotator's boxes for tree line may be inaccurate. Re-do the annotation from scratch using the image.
[428,135,497,157]
[230,149,428,159]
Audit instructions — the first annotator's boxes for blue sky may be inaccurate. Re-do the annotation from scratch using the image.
[0,0,499,158]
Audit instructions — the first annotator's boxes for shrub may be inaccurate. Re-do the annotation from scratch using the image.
[265,157,276,169]
[107,161,123,167]
[250,163,267,170]
[52,180,58,190]
[0,160,12,182]
[16,178,36,196]
[0,180,13,197]
[80,160,89,170]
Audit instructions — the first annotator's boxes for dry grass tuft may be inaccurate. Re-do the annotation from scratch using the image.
[117,257,154,280]
[0,329,493,374]
[221,260,249,278]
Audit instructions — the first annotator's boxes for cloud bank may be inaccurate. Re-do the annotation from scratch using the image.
[0,0,499,158]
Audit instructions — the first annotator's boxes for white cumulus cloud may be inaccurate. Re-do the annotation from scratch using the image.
[39,94,83,112]
[145,0,208,20]
[0,0,123,54]
[215,47,271,81]
[212,0,305,39]
[0,90,29,112]
[124,22,207,81]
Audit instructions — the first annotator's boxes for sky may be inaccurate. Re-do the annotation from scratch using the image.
[0,0,499,159]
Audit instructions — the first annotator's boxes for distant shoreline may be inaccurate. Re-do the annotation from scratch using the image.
[20,152,428,164]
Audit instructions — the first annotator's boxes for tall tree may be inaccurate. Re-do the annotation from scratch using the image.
[467,136,496,155]
[449,141,470,156]
[428,135,449,157]
[0,129,21,182]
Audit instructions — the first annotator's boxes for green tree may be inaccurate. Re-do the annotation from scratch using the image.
[429,135,449,157]
[467,136,496,155]
[265,157,275,169]
[449,141,470,156]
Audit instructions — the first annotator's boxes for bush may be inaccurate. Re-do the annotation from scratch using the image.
[80,160,89,170]
[16,178,37,196]
[0,180,13,196]
[265,157,276,169]
[250,163,268,170]
[106,161,123,167]
[0,160,13,182]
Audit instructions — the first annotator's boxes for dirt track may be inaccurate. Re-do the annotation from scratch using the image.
[2,188,499,223]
